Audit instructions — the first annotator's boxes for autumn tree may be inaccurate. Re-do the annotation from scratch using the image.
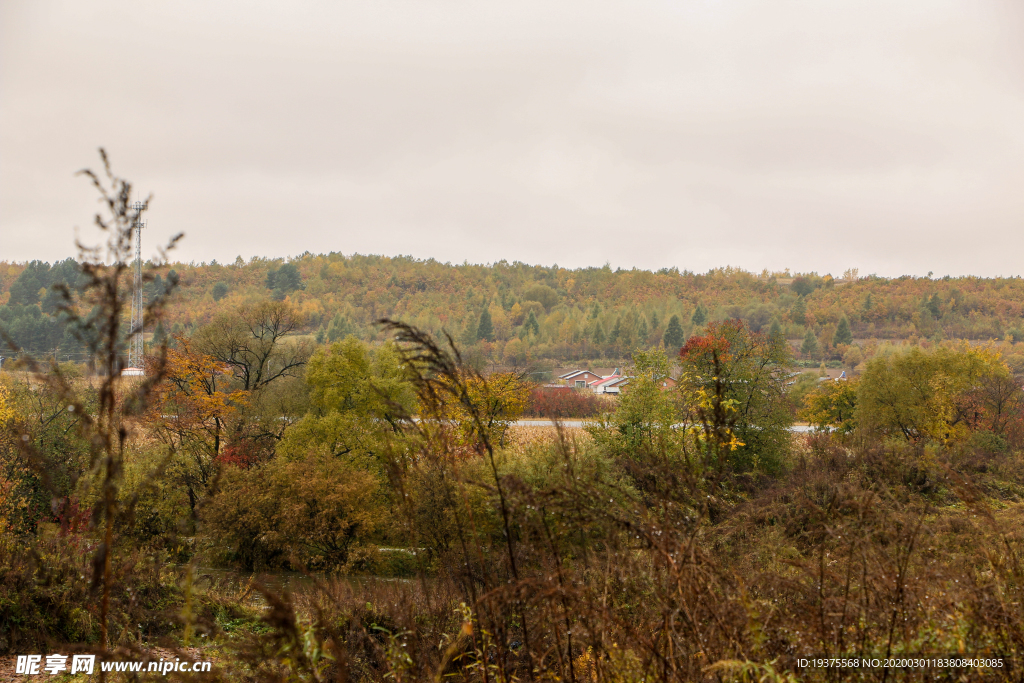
[201,336,408,570]
[184,300,313,456]
[590,348,680,460]
[148,338,248,510]
[438,371,530,448]
[277,337,416,461]
[677,319,792,473]
[192,300,312,393]
[202,453,385,570]
[802,378,858,435]
[28,239,1024,365]
[857,345,1022,444]
[0,383,24,533]
[0,377,92,534]
[523,284,559,310]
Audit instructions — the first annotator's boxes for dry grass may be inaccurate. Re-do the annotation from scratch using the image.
[505,424,592,452]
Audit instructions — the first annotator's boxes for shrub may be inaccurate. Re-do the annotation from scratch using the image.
[524,387,607,418]
[202,454,386,571]
[0,534,180,654]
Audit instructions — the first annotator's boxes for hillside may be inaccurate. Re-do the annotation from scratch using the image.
[2,255,1024,367]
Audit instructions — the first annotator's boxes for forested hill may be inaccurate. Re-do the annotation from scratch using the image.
[1,254,1024,365]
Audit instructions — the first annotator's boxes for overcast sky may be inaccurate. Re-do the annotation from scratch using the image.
[2,1,1022,277]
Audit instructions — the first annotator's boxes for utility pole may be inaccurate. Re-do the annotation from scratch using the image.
[127,202,146,370]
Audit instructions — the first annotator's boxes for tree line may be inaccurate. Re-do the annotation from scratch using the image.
[4,254,1024,368]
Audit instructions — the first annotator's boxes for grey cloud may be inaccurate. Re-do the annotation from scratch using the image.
[1,0,1022,277]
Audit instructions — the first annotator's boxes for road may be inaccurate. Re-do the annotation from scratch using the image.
[513,419,814,432]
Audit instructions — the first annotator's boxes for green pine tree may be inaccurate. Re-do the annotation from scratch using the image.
[833,316,853,346]
[327,313,351,342]
[40,287,62,315]
[477,308,494,341]
[663,315,685,351]
[637,316,649,343]
[592,321,606,344]
[691,304,706,326]
[609,317,623,344]
[862,293,873,311]
[525,310,540,336]
[768,320,785,351]
[152,321,167,346]
[801,328,819,358]
[461,318,478,347]
[649,312,660,330]
[927,293,942,319]
[791,297,807,325]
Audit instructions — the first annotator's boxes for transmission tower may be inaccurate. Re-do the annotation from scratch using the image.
[127,202,146,370]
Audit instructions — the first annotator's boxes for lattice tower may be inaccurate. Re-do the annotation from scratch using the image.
[128,203,146,369]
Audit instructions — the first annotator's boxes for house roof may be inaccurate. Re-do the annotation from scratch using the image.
[559,369,601,380]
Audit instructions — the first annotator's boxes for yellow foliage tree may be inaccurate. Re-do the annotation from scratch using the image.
[857,345,1014,444]
[0,383,28,533]
[439,371,530,449]
[148,338,248,509]
[801,378,859,435]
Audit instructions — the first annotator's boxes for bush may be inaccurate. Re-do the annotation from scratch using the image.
[202,454,386,571]
[524,387,607,418]
[0,534,180,654]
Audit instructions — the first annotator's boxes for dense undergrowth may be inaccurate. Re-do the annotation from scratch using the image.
[6,426,1024,681]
